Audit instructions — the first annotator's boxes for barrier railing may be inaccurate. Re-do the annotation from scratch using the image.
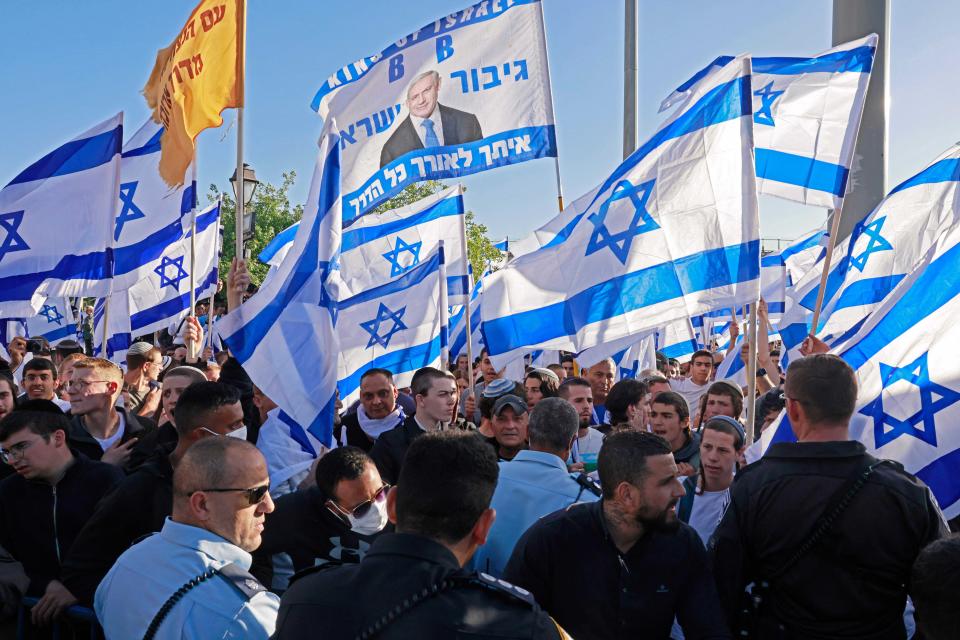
[17,597,103,640]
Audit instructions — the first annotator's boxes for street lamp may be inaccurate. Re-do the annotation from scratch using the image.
[230,163,260,242]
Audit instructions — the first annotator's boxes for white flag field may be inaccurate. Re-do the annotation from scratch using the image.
[480,56,760,368]
[310,0,556,224]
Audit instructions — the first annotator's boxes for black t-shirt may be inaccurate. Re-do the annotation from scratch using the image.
[504,500,730,640]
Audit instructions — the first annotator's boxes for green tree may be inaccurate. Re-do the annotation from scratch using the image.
[208,171,303,286]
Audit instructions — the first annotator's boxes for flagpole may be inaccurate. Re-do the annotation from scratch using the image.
[234,0,247,263]
[536,0,564,212]
[438,240,449,370]
[808,203,845,333]
[207,195,224,352]
[623,0,638,160]
[458,203,476,395]
[745,301,758,443]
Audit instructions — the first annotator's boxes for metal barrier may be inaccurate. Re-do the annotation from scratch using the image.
[16,597,103,640]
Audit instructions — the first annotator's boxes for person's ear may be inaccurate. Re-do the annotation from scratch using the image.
[189,491,212,522]
[386,485,399,525]
[471,507,496,547]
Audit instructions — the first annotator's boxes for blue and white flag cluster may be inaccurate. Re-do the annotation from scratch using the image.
[26,298,78,347]
[449,263,490,360]
[481,56,760,367]
[0,114,123,316]
[312,0,556,223]
[662,35,877,209]
[93,294,132,366]
[218,125,343,447]
[337,248,448,406]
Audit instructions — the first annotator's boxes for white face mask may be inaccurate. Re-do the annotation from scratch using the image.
[226,426,248,440]
[347,496,388,536]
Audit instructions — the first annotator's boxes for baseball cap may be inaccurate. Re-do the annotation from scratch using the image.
[492,394,527,417]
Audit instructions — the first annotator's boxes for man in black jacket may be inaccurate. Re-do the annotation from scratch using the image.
[251,446,389,591]
[369,367,458,484]
[711,354,948,639]
[59,382,245,605]
[338,368,405,450]
[65,357,153,472]
[0,401,123,626]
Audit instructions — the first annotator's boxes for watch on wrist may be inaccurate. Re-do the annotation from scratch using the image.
[756,367,767,378]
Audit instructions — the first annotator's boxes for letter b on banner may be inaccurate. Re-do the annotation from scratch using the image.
[436,35,454,63]
[388,55,405,83]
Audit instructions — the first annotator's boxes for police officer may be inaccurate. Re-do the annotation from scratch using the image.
[273,430,570,639]
[711,354,948,638]
[95,437,279,639]
[473,397,600,577]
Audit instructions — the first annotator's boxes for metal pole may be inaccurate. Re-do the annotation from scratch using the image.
[745,302,758,442]
[187,212,198,361]
[458,211,476,394]
[536,0,565,211]
[234,0,248,261]
[623,0,638,160]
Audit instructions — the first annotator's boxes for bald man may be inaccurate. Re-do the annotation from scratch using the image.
[95,438,279,639]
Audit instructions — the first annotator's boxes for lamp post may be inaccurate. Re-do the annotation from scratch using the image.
[230,163,260,256]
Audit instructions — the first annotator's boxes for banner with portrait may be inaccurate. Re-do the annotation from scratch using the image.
[310,0,556,225]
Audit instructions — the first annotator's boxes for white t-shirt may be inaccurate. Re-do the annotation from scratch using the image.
[688,488,731,546]
[670,377,710,415]
[94,412,126,452]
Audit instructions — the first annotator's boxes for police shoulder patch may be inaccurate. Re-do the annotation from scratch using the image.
[217,563,268,600]
[468,572,537,606]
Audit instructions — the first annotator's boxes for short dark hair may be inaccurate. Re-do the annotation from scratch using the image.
[706,380,744,418]
[0,376,17,399]
[315,446,373,499]
[651,390,690,422]
[557,376,591,399]
[655,352,668,373]
[411,367,453,398]
[703,417,745,450]
[360,368,395,385]
[524,370,559,400]
[395,431,498,544]
[691,349,714,364]
[55,340,84,357]
[172,381,241,436]
[0,400,70,441]
[605,379,648,425]
[784,354,857,425]
[528,397,578,452]
[560,354,575,365]
[911,536,960,640]
[598,431,672,497]
[23,358,57,380]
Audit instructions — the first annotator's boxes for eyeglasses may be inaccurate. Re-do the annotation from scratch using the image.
[327,484,390,521]
[66,379,111,392]
[194,484,271,506]
[0,438,41,464]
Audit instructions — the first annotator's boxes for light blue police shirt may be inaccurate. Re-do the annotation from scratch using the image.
[473,449,601,578]
[95,518,280,639]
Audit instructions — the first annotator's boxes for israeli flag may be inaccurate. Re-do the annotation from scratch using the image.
[218,125,342,446]
[312,0,556,223]
[259,221,298,268]
[449,263,490,359]
[662,35,877,209]
[760,229,827,326]
[482,56,760,368]
[112,119,197,290]
[126,201,222,338]
[0,114,123,317]
[338,248,447,407]
[93,295,132,366]
[781,144,960,359]
[757,223,960,518]
[656,318,699,363]
[25,298,77,347]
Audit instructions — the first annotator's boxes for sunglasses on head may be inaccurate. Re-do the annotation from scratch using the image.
[195,484,270,506]
[326,484,390,521]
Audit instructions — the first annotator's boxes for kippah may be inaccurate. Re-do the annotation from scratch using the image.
[127,342,155,357]
[482,377,515,398]
[530,367,560,385]
[704,414,746,443]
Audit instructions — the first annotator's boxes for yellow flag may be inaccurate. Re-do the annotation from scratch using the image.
[143,0,244,186]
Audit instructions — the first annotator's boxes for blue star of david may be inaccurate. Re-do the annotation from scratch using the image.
[753,81,785,127]
[40,304,64,326]
[115,181,146,241]
[859,352,960,449]
[382,237,422,277]
[0,210,30,265]
[584,178,659,265]
[849,216,893,272]
[154,255,189,291]
[359,303,407,349]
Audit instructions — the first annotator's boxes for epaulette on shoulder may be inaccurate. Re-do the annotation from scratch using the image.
[466,572,537,607]
[570,472,602,498]
[218,563,268,600]
[287,560,345,586]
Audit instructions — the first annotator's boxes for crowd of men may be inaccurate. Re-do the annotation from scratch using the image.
[0,291,958,639]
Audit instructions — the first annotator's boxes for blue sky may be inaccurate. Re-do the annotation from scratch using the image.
[2,1,958,251]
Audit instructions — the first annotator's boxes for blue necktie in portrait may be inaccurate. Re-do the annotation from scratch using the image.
[422,119,439,148]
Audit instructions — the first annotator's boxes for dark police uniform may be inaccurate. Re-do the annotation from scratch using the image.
[273,532,568,639]
[711,441,948,639]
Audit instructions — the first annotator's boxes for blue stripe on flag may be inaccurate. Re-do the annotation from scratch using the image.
[484,240,759,354]
[342,194,463,251]
[121,127,164,158]
[277,410,318,457]
[888,158,960,197]
[259,222,299,264]
[831,274,904,312]
[7,126,122,186]
[447,275,470,299]
[339,336,443,399]
[916,447,960,512]
[661,340,698,360]
[129,268,220,332]
[753,45,875,75]
[337,251,442,310]
[755,148,849,197]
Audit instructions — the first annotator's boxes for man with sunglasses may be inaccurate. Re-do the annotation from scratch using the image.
[96,436,279,639]
[60,382,246,606]
[0,401,123,627]
[252,446,390,591]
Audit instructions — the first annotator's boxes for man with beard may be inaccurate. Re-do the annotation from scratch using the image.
[503,431,730,640]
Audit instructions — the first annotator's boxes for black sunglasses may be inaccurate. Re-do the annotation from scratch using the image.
[326,484,390,521]
[196,484,270,506]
